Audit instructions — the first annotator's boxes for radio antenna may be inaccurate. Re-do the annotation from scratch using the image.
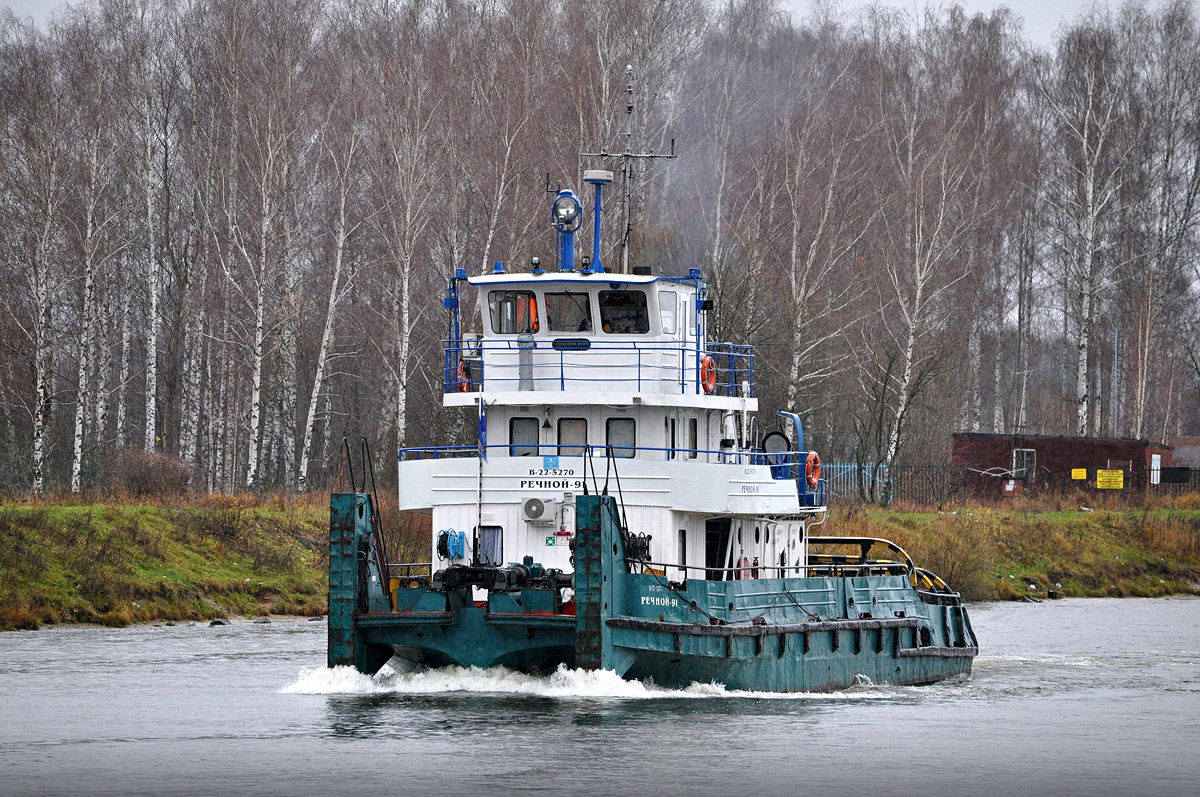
[581,64,676,274]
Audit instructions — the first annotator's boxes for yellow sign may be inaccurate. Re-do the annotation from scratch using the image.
[1096,469,1124,489]
[1071,468,1087,480]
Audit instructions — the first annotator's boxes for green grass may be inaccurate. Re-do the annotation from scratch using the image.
[0,497,330,630]
[4,495,1200,630]
[831,503,1200,601]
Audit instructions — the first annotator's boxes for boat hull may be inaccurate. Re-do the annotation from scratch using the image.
[329,493,977,692]
[359,610,973,692]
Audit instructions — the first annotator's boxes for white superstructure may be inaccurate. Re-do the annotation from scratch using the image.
[398,264,826,584]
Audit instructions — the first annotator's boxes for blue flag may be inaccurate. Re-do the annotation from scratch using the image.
[477,401,487,462]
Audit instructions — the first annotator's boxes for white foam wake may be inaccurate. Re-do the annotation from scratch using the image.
[282,663,897,700]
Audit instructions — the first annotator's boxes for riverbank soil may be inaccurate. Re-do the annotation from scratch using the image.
[2,495,1198,630]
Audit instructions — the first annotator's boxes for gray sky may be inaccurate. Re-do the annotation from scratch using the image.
[782,1,1109,46]
[0,1,1177,47]
[3,0,65,23]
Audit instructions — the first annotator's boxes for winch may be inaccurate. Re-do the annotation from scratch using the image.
[431,555,573,594]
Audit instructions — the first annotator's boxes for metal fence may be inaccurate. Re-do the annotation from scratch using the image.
[822,462,1200,506]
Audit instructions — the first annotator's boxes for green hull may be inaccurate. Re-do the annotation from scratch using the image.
[329,493,977,692]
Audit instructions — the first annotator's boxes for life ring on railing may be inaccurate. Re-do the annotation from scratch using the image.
[700,355,717,394]
[456,360,470,393]
[805,451,821,488]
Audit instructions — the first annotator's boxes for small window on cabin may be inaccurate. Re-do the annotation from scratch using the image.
[545,292,593,332]
[478,525,503,566]
[599,290,649,334]
[607,418,635,458]
[510,417,539,457]
[558,418,587,457]
[679,529,687,569]
[659,290,677,334]
[687,417,698,459]
[1012,448,1036,481]
[489,290,539,334]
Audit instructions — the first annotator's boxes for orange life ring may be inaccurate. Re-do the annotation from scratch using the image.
[700,355,716,394]
[806,451,821,488]
[456,360,470,393]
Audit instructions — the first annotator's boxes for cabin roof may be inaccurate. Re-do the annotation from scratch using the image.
[467,272,669,287]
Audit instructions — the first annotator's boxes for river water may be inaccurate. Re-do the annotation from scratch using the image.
[1,597,1198,796]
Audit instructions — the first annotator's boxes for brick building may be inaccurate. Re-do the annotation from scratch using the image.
[1170,438,1200,469]
[950,432,1174,497]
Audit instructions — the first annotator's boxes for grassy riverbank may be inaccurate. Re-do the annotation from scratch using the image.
[0,497,332,630]
[835,498,1200,601]
[3,495,1199,630]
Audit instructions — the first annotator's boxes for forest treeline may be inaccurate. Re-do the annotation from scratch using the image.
[1,0,1199,496]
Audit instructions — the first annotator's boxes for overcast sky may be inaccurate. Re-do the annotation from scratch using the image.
[782,1,1122,46]
[0,1,1181,48]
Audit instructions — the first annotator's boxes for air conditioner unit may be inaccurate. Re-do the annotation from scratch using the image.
[522,497,556,524]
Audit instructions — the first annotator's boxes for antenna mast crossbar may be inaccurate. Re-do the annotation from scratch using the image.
[580,65,676,274]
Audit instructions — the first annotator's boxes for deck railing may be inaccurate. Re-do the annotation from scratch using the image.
[443,338,754,397]
[398,442,826,505]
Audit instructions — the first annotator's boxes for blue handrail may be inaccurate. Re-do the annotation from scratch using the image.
[443,339,754,398]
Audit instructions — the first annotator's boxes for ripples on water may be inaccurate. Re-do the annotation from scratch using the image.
[1,598,1198,796]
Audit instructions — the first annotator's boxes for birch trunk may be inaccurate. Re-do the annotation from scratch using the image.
[1016,222,1032,431]
[243,160,273,489]
[245,250,266,488]
[320,392,332,488]
[395,260,412,453]
[298,190,350,491]
[93,280,113,447]
[71,190,98,493]
[32,222,54,495]
[179,300,203,468]
[214,296,231,490]
[1075,271,1092,435]
[116,258,133,447]
[144,95,159,452]
[202,322,215,492]
[883,280,923,474]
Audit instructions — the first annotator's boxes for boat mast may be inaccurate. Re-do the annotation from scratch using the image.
[581,65,675,274]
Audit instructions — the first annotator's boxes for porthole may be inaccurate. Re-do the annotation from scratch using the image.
[754,526,760,544]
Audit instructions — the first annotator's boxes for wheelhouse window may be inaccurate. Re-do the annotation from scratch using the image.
[659,290,677,334]
[558,418,587,457]
[510,417,539,457]
[545,292,593,332]
[599,290,649,334]
[606,417,635,458]
[489,290,539,334]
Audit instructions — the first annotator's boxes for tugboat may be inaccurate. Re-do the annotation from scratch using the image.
[327,167,978,692]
